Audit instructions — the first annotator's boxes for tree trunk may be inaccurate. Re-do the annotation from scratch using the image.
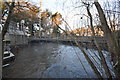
[29,24,34,36]
[94,2,120,78]
[86,4,112,78]
[0,1,2,79]
[2,3,14,39]
[1,2,15,74]
[0,33,2,79]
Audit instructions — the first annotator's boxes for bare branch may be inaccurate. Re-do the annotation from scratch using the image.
[4,2,10,8]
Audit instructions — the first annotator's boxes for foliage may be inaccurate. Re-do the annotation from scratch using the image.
[0,0,7,13]
[40,10,62,36]
[41,9,52,29]
[11,1,40,23]
[50,12,62,36]
[51,12,62,26]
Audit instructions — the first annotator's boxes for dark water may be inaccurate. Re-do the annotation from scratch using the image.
[3,42,114,78]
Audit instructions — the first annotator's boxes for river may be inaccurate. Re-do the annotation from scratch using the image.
[3,42,114,78]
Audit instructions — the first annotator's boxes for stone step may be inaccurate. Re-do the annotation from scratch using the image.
[3,40,11,44]
[4,51,10,57]
[3,64,10,68]
[3,52,15,65]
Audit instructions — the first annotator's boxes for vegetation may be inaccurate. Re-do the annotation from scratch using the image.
[1,0,120,78]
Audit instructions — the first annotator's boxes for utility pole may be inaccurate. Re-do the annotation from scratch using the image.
[39,0,42,38]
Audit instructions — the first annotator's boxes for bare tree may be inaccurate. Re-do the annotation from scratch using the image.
[94,1,120,78]
[81,2,112,78]
[1,0,15,63]
[2,1,15,39]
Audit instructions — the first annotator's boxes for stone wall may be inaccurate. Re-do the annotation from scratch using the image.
[9,35,28,45]
[4,32,28,46]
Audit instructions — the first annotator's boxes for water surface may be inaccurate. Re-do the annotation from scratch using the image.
[3,42,113,78]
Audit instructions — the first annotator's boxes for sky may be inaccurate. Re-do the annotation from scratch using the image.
[28,0,119,30]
